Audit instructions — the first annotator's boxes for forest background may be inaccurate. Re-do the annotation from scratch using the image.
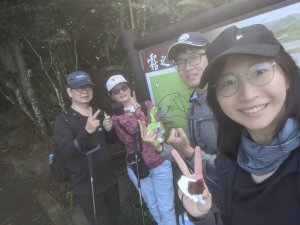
[0,0,232,137]
[0,0,231,224]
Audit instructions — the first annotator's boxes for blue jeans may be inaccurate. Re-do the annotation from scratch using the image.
[127,160,176,225]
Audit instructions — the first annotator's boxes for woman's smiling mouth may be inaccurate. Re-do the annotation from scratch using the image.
[240,104,268,114]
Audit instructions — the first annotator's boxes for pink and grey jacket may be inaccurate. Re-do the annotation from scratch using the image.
[111,101,165,169]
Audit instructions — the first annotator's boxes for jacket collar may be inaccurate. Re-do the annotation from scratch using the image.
[189,91,207,105]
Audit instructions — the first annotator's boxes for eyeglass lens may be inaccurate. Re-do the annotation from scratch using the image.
[174,54,202,71]
[215,61,275,97]
[111,85,129,95]
[74,85,93,93]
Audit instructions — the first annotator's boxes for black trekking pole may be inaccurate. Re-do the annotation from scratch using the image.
[117,119,146,225]
[132,130,146,225]
[85,144,100,225]
[135,155,146,225]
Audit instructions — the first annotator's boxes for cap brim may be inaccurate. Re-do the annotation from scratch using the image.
[167,42,207,60]
[199,43,280,88]
[107,81,127,92]
[69,81,95,89]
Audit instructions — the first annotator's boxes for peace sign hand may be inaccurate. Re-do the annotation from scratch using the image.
[138,120,162,152]
[172,146,212,218]
[85,107,100,134]
[103,112,113,132]
[131,91,141,116]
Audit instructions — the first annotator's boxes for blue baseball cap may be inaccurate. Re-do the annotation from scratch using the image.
[67,71,94,88]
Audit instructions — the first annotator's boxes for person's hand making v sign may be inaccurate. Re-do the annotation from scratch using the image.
[171,146,212,218]
[85,107,101,134]
[103,112,113,132]
[138,119,162,152]
[131,91,141,117]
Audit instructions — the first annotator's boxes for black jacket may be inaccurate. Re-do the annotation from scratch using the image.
[191,147,300,225]
[54,107,118,196]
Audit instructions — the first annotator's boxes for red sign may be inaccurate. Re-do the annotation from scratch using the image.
[139,41,174,73]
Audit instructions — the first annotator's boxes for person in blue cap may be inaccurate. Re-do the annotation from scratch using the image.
[165,32,218,173]
[53,71,120,225]
[173,24,300,225]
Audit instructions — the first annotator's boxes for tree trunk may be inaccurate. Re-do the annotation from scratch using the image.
[23,36,66,111]
[7,36,48,137]
[2,77,35,122]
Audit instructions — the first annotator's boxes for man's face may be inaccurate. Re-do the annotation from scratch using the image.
[173,48,208,91]
[67,85,93,105]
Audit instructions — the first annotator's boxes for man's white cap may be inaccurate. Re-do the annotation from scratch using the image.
[106,74,127,92]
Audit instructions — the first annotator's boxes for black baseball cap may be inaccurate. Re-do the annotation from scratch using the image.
[167,31,209,60]
[200,24,282,88]
[67,71,94,88]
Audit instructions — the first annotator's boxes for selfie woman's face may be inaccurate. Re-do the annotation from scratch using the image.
[216,55,289,143]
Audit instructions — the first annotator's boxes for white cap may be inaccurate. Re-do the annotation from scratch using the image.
[106,74,128,92]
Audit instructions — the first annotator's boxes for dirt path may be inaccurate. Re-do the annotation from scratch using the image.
[0,108,137,225]
[0,109,76,225]
[0,160,52,225]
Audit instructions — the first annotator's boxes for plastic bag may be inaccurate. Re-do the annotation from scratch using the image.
[147,107,165,144]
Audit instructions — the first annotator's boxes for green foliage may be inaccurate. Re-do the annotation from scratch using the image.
[47,29,71,45]
[177,0,212,10]
[120,193,155,225]
[65,191,75,209]
[128,0,233,33]
[0,0,232,132]
[177,0,214,15]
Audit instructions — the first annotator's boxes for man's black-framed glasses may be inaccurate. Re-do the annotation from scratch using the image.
[72,85,93,93]
[173,53,204,71]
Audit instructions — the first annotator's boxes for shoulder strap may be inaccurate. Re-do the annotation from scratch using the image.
[61,108,73,123]
[140,101,147,115]
[117,118,142,154]
[53,108,76,154]
[116,118,140,136]
[187,103,197,148]
[62,108,84,136]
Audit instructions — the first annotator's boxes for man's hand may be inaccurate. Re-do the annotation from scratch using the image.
[172,146,212,218]
[85,107,100,134]
[103,112,113,132]
[167,128,194,158]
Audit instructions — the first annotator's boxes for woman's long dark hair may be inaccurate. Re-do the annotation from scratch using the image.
[206,49,300,159]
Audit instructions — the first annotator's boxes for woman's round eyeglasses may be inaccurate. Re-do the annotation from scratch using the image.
[212,60,276,97]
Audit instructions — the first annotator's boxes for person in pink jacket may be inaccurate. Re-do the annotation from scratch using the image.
[103,74,176,225]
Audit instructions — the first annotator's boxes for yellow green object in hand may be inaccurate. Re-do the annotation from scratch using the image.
[147,107,165,144]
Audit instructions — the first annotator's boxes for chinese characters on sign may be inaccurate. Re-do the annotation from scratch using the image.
[147,53,171,71]
[140,42,173,73]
